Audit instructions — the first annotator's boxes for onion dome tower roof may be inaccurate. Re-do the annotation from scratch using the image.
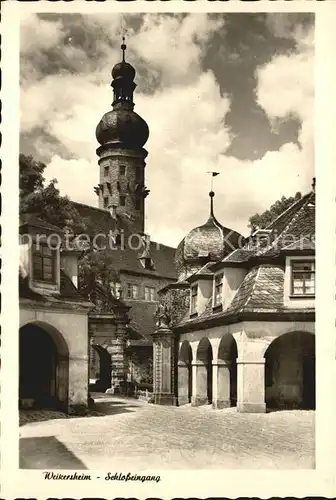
[175,191,243,278]
[96,36,149,150]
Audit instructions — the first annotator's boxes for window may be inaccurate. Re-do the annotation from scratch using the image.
[119,165,126,176]
[110,281,122,298]
[291,261,315,296]
[32,244,56,283]
[104,166,109,177]
[145,286,155,302]
[120,195,126,207]
[214,273,223,307]
[103,197,109,208]
[127,283,139,299]
[135,168,141,182]
[135,197,141,210]
[190,285,198,315]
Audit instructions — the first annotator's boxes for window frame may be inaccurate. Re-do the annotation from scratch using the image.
[145,286,156,302]
[32,243,56,284]
[290,260,315,297]
[190,284,198,316]
[127,283,139,300]
[213,272,224,308]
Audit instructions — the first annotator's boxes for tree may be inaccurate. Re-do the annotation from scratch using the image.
[19,153,118,296]
[248,192,302,231]
[19,153,86,234]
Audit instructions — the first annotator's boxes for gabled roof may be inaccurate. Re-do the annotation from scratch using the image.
[216,190,315,265]
[72,201,177,280]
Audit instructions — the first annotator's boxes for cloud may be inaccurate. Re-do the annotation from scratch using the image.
[20,14,314,247]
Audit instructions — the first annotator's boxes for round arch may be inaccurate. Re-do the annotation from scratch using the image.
[196,337,213,405]
[264,331,315,410]
[217,334,238,407]
[19,321,69,410]
[89,343,112,393]
[178,340,192,405]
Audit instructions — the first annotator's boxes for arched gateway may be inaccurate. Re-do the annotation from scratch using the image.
[19,321,69,410]
[89,343,112,392]
[264,331,315,410]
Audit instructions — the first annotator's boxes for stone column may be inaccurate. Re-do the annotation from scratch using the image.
[177,361,190,406]
[151,327,176,406]
[212,360,231,409]
[191,361,208,406]
[68,354,89,411]
[108,319,129,390]
[237,357,266,413]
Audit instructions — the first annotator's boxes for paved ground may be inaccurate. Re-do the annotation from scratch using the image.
[20,394,315,470]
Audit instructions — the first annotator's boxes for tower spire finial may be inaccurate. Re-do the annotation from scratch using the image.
[207,171,220,218]
[121,34,126,62]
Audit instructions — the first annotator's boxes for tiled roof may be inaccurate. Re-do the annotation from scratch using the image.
[227,265,284,313]
[124,300,157,342]
[73,201,177,279]
[19,213,64,233]
[177,263,314,330]
[221,190,315,263]
[19,271,92,306]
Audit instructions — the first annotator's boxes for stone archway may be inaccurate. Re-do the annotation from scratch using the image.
[192,337,213,406]
[214,334,238,409]
[89,343,112,393]
[19,321,69,410]
[178,340,192,406]
[264,331,315,410]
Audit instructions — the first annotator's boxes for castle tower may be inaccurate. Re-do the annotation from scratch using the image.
[95,37,150,234]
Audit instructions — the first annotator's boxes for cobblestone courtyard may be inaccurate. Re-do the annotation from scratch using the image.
[20,395,315,470]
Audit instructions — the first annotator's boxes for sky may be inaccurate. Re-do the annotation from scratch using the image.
[20,12,314,247]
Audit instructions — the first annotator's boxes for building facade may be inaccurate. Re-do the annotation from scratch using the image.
[19,215,93,412]
[153,186,315,412]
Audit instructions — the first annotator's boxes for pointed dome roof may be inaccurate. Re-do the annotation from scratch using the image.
[175,191,243,279]
[96,36,149,151]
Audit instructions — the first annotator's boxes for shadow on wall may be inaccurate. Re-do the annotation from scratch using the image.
[20,436,87,470]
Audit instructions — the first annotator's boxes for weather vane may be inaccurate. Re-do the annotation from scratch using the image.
[207,171,220,192]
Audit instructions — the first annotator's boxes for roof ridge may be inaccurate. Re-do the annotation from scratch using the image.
[264,192,314,253]
[264,192,311,231]
[241,266,261,311]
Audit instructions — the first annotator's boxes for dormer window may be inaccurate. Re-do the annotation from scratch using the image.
[190,285,198,316]
[32,243,56,283]
[213,273,223,307]
[291,260,315,296]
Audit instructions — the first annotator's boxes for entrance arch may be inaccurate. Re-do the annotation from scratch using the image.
[215,334,238,408]
[19,321,69,410]
[178,340,192,405]
[264,331,315,410]
[193,337,213,406]
[89,344,111,392]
